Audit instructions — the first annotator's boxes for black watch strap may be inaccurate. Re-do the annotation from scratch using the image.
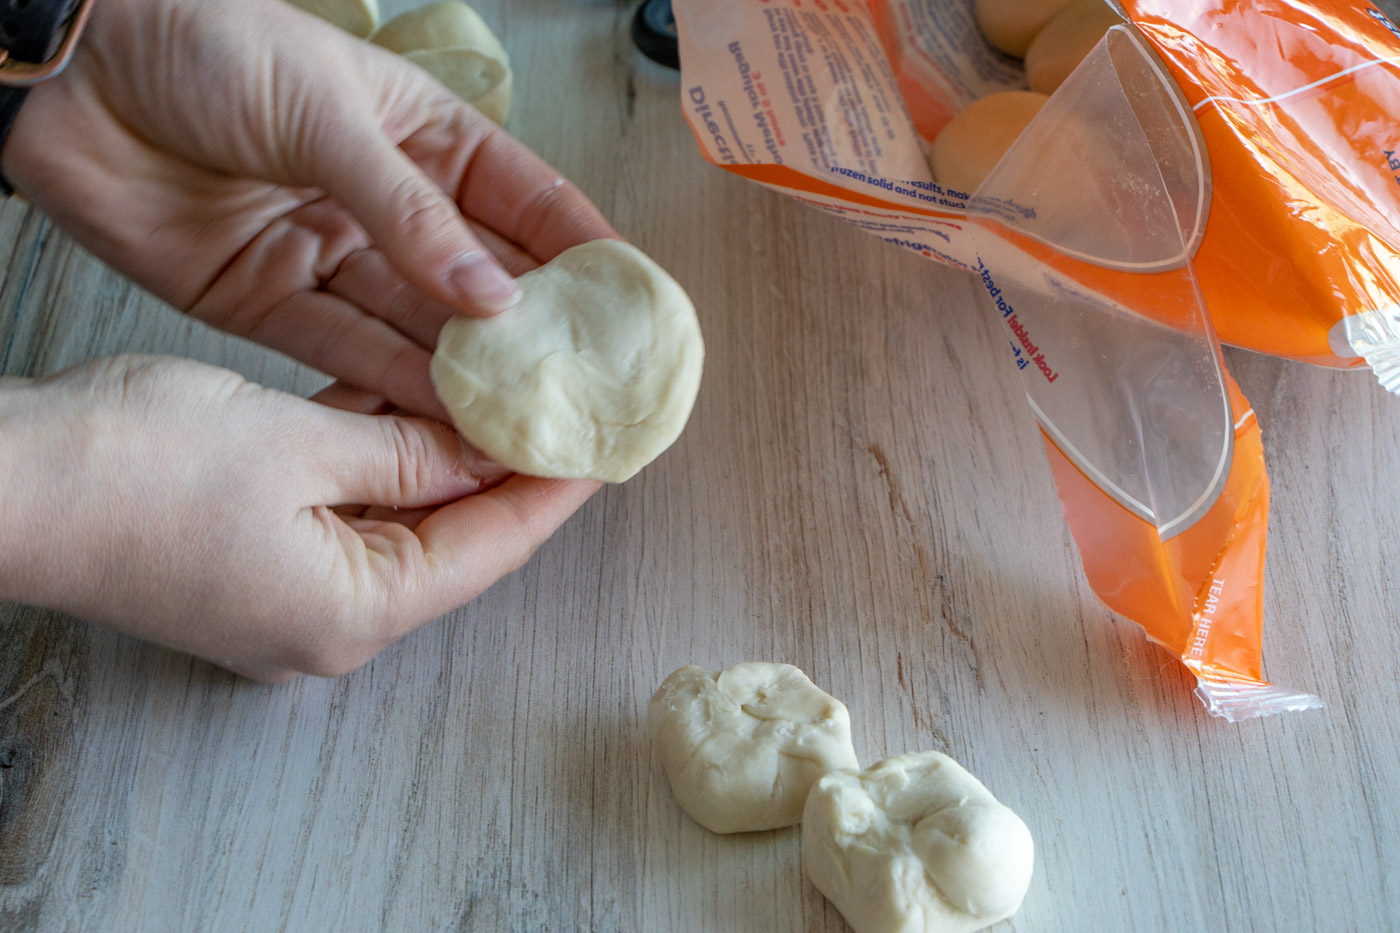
[0,0,86,195]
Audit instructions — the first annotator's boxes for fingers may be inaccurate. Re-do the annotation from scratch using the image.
[313,71,610,326]
[310,379,512,489]
[466,220,541,277]
[325,226,540,357]
[312,406,495,507]
[361,475,601,624]
[326,250,457,349]
[311,380,395,415]
[454,131,620,264]
[315,128,522,317]
[263,290,450,420]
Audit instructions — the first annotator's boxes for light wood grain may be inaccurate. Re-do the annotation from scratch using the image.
[2,1,1399,931]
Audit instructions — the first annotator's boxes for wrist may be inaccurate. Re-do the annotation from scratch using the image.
[0,374,112,611]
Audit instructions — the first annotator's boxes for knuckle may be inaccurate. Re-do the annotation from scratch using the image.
[389,176,457,248]
[382,417,436,502]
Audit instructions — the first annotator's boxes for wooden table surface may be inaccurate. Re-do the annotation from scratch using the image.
[2,1,1398,931]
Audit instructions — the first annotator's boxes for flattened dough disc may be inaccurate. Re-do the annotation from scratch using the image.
[430,240,704,483]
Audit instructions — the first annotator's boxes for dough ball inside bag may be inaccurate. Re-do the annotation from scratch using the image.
[648,663,859,834]
[372,0,513,124]
[974,0,1077,57]
[930,91,1049,195]
[803,751,1034,933]
[284,0,379,37]
[430,240,704,483]
[1025,0,1126,95]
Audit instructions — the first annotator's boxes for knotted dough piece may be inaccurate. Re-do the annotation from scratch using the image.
[803,751,1034,933]
[648,663,860,834]
[372,0,512,124]
[430,239,703,483]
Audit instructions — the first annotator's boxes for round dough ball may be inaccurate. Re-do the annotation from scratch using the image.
[1024,0,1125,94]
[403,48,512,125]
[803,751,1035,933]
[430,239,704,483]
[929,90,1049,195]
[648,663,860,834]
[284,0,380,38]
[974,0,1077,58]
[371,0,508,62]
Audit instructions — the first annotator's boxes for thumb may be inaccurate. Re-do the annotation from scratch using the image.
[386,475,602,624]
[314,407,493,507]
[316,131,521,317]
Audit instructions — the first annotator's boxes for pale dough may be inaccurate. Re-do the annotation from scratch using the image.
[371,0,507,60]
[929,90,1049,195]
[430,239,703,483]
[1024,0,1125,94]
[803,751,1035,933]
[403,48,511,125]
[372,1,513,124]
[973,0,1077,58]
[284,0,379,37]
[648,663,860,834]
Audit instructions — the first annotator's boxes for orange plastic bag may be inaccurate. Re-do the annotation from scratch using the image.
[674,0,1400,719]
[1124,0,1400,378]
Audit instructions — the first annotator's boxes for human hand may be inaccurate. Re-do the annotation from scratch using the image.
[0,0,616,418]
[0,355,599,680]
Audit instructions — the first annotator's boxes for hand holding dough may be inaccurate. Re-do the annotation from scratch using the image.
[803,751,1034,933]
[648,663,860,834]
[430,239,703,483]
[372,1,512,124]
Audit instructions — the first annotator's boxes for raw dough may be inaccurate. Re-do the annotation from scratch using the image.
[284,0,380,37]
[1024,0,1125,94]
[430,239,703,483]
[973,0,1077,58]
[803,751,1034,933]
[929,91,1049,195]
[403,48,511,125]
[371,0,507,60]
[648,663,860,834]
[372,1,513,124]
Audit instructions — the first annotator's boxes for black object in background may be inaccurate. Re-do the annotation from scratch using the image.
[632,0,678,70]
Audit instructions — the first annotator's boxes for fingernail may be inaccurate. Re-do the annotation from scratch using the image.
[448,252,521,313]
[457,435,512,484]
